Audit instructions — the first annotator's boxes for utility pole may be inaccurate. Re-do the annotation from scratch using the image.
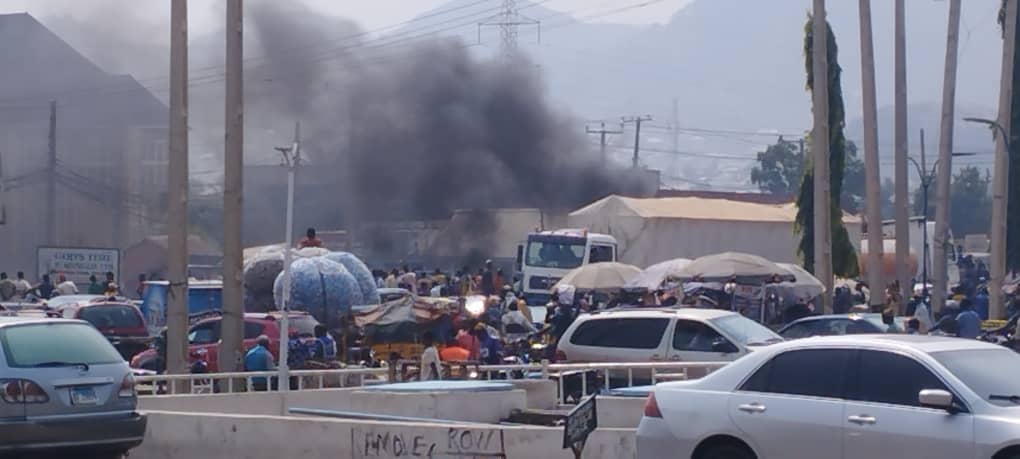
[894,0,912,303]
[274,122,301,393]
[920,129,929,292]
[990,0,1017,319]
[586,122,622,166]
[859,0,884,311]
[0,150,6,225]
[220,0,244,375]
[47,100,56,245]
[812,0,834,314]
[166,0,190,378]
[932,0,963,314]
[478,0,540,62]
[622,115,652,169]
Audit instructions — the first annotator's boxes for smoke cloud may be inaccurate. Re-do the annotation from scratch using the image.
[245,0,623,222]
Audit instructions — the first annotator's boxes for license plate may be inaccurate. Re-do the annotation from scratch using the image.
[70,387,98,405]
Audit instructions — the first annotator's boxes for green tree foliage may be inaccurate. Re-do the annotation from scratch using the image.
[999,1,1020,273]
[752,137,864,214]
[751,137,804,195]
[911,166,992,237]
[796,16,860,278]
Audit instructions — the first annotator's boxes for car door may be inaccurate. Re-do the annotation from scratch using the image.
[187,320,221,369]
[667,319,739,362]
[842,350,973,459]
[729,348,852,459]
[563,317,670,362]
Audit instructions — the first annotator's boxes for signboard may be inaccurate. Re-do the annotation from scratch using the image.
[36,246,119,286]
[563,394,598,455]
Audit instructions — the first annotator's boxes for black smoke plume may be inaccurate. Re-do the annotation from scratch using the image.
[247,0,625,223]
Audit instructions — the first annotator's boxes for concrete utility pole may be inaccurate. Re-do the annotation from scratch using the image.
[586,122,623,166]
[622,116,652,169]
[47,100,56,245]
[859,0,884,310]
[220,0,244,374]
[932,0,963,314]
[812,0,834,314]
[990,0,1017,319]
[894,0,912,303]
[166,0,190,377]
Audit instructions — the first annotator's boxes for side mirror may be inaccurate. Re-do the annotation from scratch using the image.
[711,338,739,354]
[919,389,955,411]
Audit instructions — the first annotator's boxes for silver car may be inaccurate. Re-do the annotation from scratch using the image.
[0,317,146,457]
[638,334,1020,459]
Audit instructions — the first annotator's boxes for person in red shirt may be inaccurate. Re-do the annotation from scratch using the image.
[439,337,470,362]
[298,227,323,248]
[455,324,481,361]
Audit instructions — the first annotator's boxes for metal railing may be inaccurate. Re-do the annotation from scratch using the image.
[135,361,728,403]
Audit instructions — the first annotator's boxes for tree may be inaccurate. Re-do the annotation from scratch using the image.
[795,16,860,278]
[752,137,864,214]
[751,137,803,195]
[948,166,993,237]
[912,166,992,237]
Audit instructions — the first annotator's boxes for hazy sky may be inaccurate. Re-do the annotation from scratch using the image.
[0,0,693,33]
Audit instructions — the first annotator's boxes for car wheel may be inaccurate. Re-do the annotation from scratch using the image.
[696,443,755,459]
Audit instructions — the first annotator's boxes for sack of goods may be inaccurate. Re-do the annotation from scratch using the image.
[323,251,381,305]
[243,246,329,311]
[273,254,369,327]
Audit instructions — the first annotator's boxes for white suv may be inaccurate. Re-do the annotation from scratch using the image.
[556,308,783,363]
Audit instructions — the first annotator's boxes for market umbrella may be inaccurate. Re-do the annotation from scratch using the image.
[672,252,795,285]
[626,258,693,290]
[775,263,825,301]
[552,262,641,292]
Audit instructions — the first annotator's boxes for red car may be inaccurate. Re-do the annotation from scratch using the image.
[56,300,151,360]
[130,312,319,373]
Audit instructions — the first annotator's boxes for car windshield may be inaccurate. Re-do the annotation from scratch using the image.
[79,305,143,330]
[932,348,1020,407]
[0,322,124,367]
[711,314,783,346]
[526,236,585,269]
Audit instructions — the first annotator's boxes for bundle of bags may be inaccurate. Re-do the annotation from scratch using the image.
[243,247,381,326]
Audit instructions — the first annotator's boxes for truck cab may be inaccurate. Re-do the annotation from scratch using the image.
[517,229,617,305]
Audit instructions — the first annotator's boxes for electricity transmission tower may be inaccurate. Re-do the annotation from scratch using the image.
[479,0,540,61]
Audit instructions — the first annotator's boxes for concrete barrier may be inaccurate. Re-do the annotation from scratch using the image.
[136,410,635,459]
[596,397,647,428]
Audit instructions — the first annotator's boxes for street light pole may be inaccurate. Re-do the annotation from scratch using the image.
[964,116,1011,319]
[274,122,301,392]
[909,147,976,301]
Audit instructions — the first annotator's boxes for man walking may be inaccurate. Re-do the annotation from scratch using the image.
[244,335,277,391]
[0,273,15,301]
[955,298,982,339]
[13,272,31,299]
[55,274,78,296]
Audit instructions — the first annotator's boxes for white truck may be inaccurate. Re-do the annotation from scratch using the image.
[516,229,618,305]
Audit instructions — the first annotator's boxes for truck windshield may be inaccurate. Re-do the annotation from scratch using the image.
[526,236,586,269]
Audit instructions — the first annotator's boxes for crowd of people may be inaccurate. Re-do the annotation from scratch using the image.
[374,259,511,299]
[0,270,123,302]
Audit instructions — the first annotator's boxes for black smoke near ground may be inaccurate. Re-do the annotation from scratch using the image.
[247,1,628,223]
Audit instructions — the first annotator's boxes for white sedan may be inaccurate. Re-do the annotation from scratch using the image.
[637,334,1020,459]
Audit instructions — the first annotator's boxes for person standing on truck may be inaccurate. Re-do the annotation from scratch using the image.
[299,227,323,248]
